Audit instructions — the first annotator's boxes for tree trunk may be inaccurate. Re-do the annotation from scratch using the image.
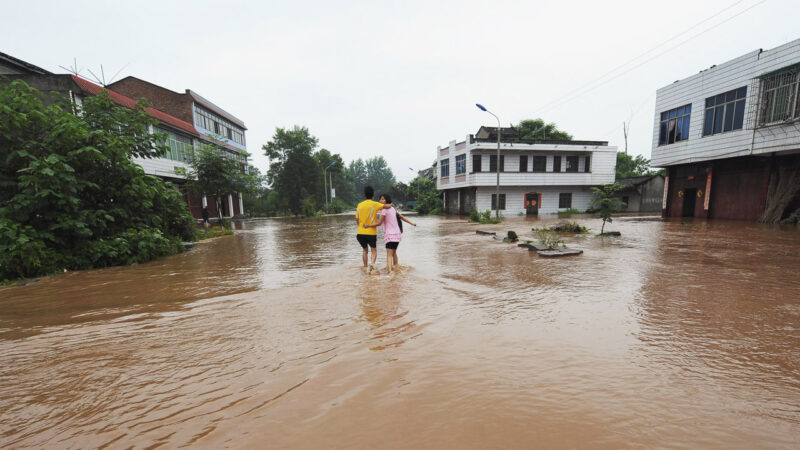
[760,158,800,224]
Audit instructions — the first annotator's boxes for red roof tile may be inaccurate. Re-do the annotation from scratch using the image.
[71,75,200,137]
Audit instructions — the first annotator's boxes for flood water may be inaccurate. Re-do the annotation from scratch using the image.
[1,214,799,448]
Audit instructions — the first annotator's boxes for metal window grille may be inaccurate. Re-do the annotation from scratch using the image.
[455,154,466,175]
[758,64,800,126]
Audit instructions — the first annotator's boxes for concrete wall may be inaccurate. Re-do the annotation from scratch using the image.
[652,39,800,168]
[471,186,595,215]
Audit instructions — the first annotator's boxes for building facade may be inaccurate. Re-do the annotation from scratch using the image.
[3,73,247,220]
[436,127,617,215]
[652,39,800,222]
[615,175,665,212]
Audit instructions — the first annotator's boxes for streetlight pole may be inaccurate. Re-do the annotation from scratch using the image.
[324,161,336,211]
[476,104,501,219]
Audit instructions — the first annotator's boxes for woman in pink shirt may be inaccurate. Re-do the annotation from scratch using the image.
[364,194,416,273]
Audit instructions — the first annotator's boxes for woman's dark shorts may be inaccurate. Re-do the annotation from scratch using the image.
[357,234,377,248]
[385,241,400,250]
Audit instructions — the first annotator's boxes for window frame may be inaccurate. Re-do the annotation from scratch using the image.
[703,87,747,136]
[658,104,692,145]
[532,155,546,172]
[455,154,466,175]
[440,158,450,177]
[519,155,528,172]
[472,154,482,172]
[491,193,506,210]
[553,155,561,173]
[565,155,579,173]
[558,192,572,209]
[758,65,800,126]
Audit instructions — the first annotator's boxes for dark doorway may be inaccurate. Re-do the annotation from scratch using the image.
[526,192,539,216]
[682,188,697,217]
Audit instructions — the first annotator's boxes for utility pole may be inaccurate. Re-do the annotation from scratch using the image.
[623,122,629,156]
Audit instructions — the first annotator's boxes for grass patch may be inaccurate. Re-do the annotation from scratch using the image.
[557,208,584,215]
[196,226,234,240]
[470,209,502,224]
[533,221,589,233]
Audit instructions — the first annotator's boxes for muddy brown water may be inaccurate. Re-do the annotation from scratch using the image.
[1,215,799,448]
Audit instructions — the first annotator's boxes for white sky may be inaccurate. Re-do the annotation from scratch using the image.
[2,0,797,182]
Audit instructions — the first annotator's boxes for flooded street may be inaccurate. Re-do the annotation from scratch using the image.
[1,215,799,448]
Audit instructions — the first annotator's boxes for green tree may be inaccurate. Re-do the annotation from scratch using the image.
[516,119,573,140]
[590,182,626,234]
[348,158,368,199]
[263,126,321,215]
[616,152,654,178]
[364,156,396,197]
[0,80,195,280]
[180,144,259,221]
[407,177,441,215]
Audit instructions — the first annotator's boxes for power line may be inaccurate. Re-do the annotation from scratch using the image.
[533,0,769,116]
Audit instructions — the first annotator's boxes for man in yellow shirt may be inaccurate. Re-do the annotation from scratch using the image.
[356,186,391,270]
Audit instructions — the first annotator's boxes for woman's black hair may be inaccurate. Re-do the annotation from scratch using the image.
[380,193,392,204]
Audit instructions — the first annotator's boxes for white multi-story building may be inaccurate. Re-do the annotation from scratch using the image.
[436,127,616,215]
[652,39,800,221]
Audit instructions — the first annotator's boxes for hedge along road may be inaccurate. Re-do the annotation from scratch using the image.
[1,214,799,448]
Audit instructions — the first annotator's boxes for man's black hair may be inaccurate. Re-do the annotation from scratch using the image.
[364,186,374,199]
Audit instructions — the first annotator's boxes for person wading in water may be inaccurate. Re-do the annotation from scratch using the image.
[364,193,416,273]
[355,186,392,273]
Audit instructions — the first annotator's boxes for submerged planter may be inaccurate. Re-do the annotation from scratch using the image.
[599,231,621,237]
[476,230,496,236]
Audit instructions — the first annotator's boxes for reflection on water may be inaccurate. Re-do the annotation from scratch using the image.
[1,215,799,448]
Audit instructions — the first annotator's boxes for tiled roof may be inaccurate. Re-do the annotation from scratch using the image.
[70,75,200,137]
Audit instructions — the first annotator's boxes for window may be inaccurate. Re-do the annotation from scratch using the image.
[759,65,800,125]
[558,193,572,208]
[584,155,591,172]
[658,104,692,145]
[566,155,579,172]
[489,155,505,172]
[155,127,194,163]
[455,154,466,175]
[533,156,546,172]
[491,193,506,210]
[703,87,746,135]
[193,106,246,145]
[519,155,528,172]
[440,158,450,177]
[473,154,482,172]
[553,156,561,172]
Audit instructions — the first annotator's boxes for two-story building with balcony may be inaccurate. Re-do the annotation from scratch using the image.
[652,39,800,222]
[436,127,617,215]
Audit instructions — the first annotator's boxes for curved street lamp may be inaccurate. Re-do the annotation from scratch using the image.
[476,103,501,219]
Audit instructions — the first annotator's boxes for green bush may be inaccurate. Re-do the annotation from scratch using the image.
[557,208,583,215]
[328,197,349,214]
[0,80,195,281]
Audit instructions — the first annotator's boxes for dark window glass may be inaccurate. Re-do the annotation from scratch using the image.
[500,155,504,172]
[705,98,714,108]
[733,100,746,130]
[533,156,546,172]
[715,94,725,104]
[723,103,735,132]
[703,109,714,136]
[713,105,724,134]
[584,155,591,172]
[726,91,737,102]
[473,154,482,172]
[519,155,528,172]
[491,194,506,210]
[455,154,466,175]
[566,155,579,172]
[558,193,572,208]
[553,156,561,173]
[440,159,449,177]
[489,155,497,172]
[737,86,747,99]
[659,104,691,145]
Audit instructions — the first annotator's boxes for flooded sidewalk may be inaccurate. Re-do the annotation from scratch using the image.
[1,215,799,448]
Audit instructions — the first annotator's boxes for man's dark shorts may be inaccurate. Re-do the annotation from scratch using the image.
[357,234,377,249]
[386,241,399,250]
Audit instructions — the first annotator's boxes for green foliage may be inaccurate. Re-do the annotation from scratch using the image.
[0,80,194,280]
[534,221,588,233]
[407,177,442,215]
[263,126,321,215]
[470,209,501,224]
[182,143,258,220]
[616,152,656,178]
[517,119,573,140]
[348,156,396,201]
[557,208,584,215]
[536,229,566,249]
[328,197,349,214]
[590,182,626,234]
[196,225,234,240]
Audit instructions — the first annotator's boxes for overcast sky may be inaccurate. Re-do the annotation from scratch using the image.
[3,0,797,182]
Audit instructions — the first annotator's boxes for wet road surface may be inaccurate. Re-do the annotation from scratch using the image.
[1,214,799,448]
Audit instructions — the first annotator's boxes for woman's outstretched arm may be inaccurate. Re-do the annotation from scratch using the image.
[397,212,416,227]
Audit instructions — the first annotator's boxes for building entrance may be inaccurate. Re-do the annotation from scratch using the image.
[682,188,697,217]
[526,192,539,215]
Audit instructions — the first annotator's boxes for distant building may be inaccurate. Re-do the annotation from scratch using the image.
[106,76,249,218]
[651,39,800,222]
[615,174,665,212]
[0,51,51,75]
[2,72,245,220]
[435,127,616,215]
